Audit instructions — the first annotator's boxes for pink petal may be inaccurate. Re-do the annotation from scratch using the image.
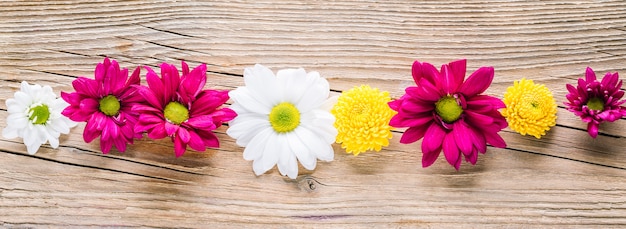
[73,77,100,98]
[136,86,163,110]
[459,66,494,97]
[197,130,219,148]
[173,136,187,157]
[411,60,423,84]
[400,124,430,144]
[421,62,440,87]
[100,139,113,154]
[126,67,141,87]
[442,133,461,170]
[484,129,506,148]
[464,110,494,126]
[448,59,466,90]
[165,122,179,136]
[182,61,190,75]
[191,90,230,116]
[452,121,473,155]
[389,112,432,128]
[94,60,107,82]
[601,72,618,88]
[187,131,206,152]
[83,127,100,143]
[177,127,191,143]
[421,123,446,167]
[144,66,165,104]
[585,67,597,82]
[186,115,216,129]
[440,63,462,94]
[464,150,478,165]
[147,123,167,139]
[587,122,599,138]
[209,108,237,126]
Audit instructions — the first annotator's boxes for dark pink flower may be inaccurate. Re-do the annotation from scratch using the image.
[565,67,626,138]
[62,57,143,153]
[388,59,507,170]
[133,61,236,157]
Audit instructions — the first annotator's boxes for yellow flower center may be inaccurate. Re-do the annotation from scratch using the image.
[586,97,604,111]
[269,102,300,133]
[99,95,121,116]
[164,101,189,125]
[331,85,396,155]
[28,104,50,125]
[501,78,557,139]
[435,96,463,123]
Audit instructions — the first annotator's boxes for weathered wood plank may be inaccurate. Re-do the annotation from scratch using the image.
[1,0,626,227]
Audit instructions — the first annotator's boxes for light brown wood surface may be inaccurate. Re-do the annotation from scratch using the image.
[1,0,626,228]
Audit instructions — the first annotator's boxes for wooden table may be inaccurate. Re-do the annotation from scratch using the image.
[1,0,625,227]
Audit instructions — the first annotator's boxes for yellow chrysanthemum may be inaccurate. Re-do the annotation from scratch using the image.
[501,78,557,138]
[331,85,396,155]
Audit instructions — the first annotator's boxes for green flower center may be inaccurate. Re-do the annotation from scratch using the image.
[586,97,604,111]
[435,96,463,123]
[164,102,189,125]
[28,104,50,125]
[99,95,121,116]
[269,102,300,133]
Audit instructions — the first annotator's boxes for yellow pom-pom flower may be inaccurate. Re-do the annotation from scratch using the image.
[501,78,557,138]
[331,85,396,155]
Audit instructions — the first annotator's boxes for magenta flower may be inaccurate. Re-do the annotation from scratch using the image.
[133,61,236,157]
[388,59,507,170]
[62,58,143,153]
[565,67,626,138]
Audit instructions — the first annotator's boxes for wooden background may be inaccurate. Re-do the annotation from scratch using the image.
[1,0,626,227]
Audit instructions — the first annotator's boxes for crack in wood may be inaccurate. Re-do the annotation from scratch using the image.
[0,149,187,184]
[506,147,626,171]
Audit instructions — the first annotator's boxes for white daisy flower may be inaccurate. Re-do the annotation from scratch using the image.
[227,64,337,179]
[2,81,77,154]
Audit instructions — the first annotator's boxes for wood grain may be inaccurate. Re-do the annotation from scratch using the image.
[1,0,626,227]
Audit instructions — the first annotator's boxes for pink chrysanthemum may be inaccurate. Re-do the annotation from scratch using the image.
[388,59,508,170]
[133,61,236,157]
[565,67,626,138]
[62,57,143,153]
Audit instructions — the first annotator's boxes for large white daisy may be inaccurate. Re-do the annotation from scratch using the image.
[2,81,77,154]
[227,64,337,179]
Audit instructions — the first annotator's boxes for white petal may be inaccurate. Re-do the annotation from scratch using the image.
[301,110,337,144]
[243,64,281,107]
[293,127,334,162]
[320,95,339,112]
[48,98,69,113]
[229,88,272,114]
[316,143,335,162]
[49,118,70,134]
[7,114,29,134]
[2,126,19,139]
[14,91,32,108]
[258,131,280,174]
[47,131,60,149]
[295,72,330,113]
[243,128,273,161]
[278,147,299,179]
[26,141,42,155]
[276,136,294,177]
[276,68,308,102]
[39,85,56,104]
[6,98,24,114]
[226,113,271,147]
[286,132,317,170]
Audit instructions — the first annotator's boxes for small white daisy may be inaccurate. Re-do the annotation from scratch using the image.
[2,81,77,154]
[227,64,337,179]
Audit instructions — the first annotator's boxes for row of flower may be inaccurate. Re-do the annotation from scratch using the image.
[3,58,625,179]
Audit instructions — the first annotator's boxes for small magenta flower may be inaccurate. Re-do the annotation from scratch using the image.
[389,59,507,170]
[133,61,236,157]
[565,67,626,138]
[62,58,143,153]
